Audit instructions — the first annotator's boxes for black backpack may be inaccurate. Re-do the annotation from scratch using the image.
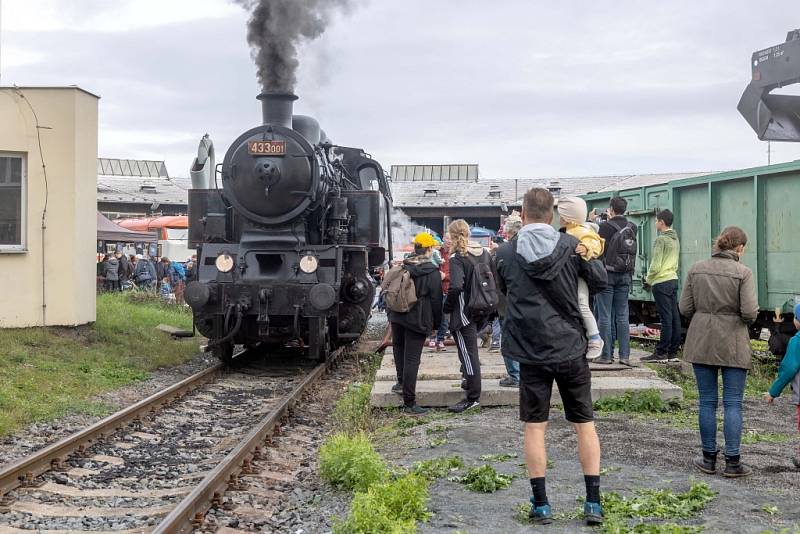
[466,251,499,318]
[603,220,637,273]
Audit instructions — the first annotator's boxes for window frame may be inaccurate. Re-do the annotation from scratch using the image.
[0,152,27,253]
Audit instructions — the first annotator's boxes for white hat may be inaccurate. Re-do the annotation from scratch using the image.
[557,196,588,224]
[135,254,144,260]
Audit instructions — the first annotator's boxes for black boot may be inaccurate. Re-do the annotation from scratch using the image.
[692,450,718,474]
[722,455,753,478]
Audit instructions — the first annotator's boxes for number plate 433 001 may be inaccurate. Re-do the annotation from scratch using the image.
[248,140,286,156]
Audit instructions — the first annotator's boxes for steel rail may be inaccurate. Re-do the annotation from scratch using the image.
[0,363,224,501]
[153,358,333,533]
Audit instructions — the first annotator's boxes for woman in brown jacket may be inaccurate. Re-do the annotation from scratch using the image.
[679,226,759,477]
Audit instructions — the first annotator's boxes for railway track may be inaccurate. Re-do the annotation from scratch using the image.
[0,351,344,533]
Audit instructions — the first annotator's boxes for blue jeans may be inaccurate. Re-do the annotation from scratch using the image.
[692,364,748,457]
[595,271,631,360]
[491,317,501,346]
[436,295,450,342]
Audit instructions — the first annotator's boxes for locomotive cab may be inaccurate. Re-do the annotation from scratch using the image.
[185,92,392,362]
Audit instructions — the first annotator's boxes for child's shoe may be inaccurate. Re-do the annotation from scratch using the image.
[586,335,604,361]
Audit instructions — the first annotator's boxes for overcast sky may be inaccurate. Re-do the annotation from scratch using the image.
[3,0,800,179]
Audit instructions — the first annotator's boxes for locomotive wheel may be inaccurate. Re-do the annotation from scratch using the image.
[307,317,330,362]
[213,341,235,365]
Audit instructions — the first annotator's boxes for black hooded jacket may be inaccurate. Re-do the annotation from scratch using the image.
[495,232,607,365]
[387,255,443,335]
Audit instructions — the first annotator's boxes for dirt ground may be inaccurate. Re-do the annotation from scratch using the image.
[376,395,800,533]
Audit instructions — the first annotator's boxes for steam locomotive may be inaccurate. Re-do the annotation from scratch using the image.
[184,92,392,362]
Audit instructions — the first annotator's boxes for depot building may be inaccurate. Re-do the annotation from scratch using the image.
[0,86,99,328]
[388,164,703,235]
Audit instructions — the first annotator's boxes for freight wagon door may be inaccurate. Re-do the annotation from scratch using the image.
[713,178,758,299]
[764,172,800,309]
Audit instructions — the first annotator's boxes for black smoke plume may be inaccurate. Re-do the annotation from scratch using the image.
[233,0,353,92]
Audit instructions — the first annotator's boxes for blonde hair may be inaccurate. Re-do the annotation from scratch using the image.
[448,219,470,255]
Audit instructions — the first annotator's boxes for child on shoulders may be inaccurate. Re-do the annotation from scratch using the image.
[557,196,605,360]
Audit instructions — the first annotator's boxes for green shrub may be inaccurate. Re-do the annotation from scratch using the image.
[333,382,374,435]
[334,474,430,534]
[319,433,387,492]
[594,390,682,414]
[412,456,464,480]
[454,464,514,493]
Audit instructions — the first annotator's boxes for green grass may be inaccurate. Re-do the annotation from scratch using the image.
[0,293,200,436]
[741,430,793,444]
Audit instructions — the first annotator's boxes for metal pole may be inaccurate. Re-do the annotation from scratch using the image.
[767,141,771,165]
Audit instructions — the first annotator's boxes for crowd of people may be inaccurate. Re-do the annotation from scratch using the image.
[382,187,800,525]
[96,251,197,304]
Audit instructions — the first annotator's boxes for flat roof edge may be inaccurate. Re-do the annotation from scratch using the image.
[0,85,101,99]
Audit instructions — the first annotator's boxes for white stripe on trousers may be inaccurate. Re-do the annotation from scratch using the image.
[455,330,474,376]
[458,293,470,326]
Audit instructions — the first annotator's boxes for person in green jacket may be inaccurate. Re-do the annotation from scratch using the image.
[642,209,681,361]
[765,302,800,469]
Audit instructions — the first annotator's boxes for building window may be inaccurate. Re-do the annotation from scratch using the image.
[0,153,26,251]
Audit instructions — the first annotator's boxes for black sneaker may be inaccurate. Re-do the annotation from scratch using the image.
[391,382,402,394]
[594,357,614,365]
[641,352,669,362]
[448,399,480,413]
[619,359,636,367]
[499,376,519,387]
[401,404,428,416]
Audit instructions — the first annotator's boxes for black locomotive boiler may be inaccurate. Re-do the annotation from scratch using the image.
[185,92,392,362]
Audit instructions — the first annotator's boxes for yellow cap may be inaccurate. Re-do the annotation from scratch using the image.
[413,232,436,248]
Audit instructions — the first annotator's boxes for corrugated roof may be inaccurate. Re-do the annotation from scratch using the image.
[391,164,479,182]
[97,157,188,207]
[97,177,191,207]
[390,172,707,208]
[97,158,168,178]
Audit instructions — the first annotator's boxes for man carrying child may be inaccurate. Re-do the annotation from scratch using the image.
[495,188,607,524]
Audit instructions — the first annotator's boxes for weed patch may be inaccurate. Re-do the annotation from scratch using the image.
[319,433,387,492]
[428,437,448,448]
[333,473,430,534]
[479,453,517,462]
[452,464,514,493]
[412,456,464,481]
[594,390,682,414]
[741,430,793,444]
[516,481,715,533]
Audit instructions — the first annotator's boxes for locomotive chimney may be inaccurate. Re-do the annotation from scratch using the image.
[257,91,298,128]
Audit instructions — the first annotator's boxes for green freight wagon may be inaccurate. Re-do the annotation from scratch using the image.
[581,160,800,336]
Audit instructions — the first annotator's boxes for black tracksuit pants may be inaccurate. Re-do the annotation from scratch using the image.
[453,322,481,402]
[391,323,428,406]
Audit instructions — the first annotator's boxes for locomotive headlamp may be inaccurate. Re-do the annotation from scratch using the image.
[215,253,235,273]
[299,254,319,274]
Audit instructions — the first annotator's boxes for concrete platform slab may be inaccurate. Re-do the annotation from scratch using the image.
[370,345,682,408]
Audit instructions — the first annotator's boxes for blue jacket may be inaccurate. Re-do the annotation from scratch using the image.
[768,331,800,404]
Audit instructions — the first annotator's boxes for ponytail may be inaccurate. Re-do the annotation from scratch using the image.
[448,219,470,255]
